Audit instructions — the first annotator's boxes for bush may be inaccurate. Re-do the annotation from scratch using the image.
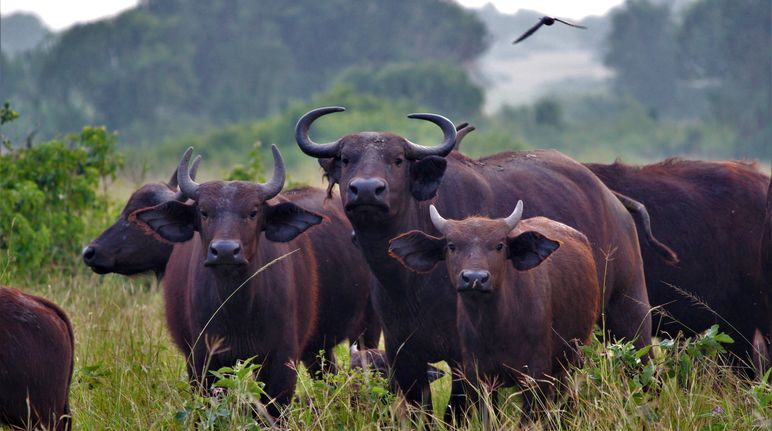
[0,115,123,281]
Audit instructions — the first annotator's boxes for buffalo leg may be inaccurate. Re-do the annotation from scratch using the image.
[391,357,433,414]
[303,348,337,378]
[605,278,653,355]
[261,353,298,418]
[444,371,469,423]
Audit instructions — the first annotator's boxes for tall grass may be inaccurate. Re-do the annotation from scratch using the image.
[8,268,769,430]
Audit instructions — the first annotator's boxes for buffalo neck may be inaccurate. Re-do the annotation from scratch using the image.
[193,242,272,327]
[349,199,439,292]
[457,274,531,351]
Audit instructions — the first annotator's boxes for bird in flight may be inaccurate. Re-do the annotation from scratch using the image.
[513,16,587,44]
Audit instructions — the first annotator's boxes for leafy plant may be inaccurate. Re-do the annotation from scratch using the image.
[0,117,123,281]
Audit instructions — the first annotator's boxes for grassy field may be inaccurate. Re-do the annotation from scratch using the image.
[4,262,769,430]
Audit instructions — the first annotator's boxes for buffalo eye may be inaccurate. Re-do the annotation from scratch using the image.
[447,242,456,252]
[394,158,403,167]
[200,210,208,219]
[496,243,504,252]
[249,209,258,220]
[341,157,350,166]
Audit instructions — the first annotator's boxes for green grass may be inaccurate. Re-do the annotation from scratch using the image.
[7,269,772,430]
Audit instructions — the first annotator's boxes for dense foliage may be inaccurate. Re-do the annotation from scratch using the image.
[0,0,487,144]
[604,0,770,157]
[0,112,123,280]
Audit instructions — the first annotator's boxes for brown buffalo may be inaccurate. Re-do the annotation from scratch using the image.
[453,124,677,265]
[586,159,772,368]
[349,344,445,383]
[84,161,380,371]
[82,156,201,277]
[132,146,323,415]
[389,202,600,422]
[0,286,74,430]
[294,107,651,417]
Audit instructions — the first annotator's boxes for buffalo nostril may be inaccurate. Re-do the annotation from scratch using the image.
[210,246,219,257]
[375,184,386,196]
[349,184,359,195]
[233,246,241,256]
[481,273,490,283]
[461,272,470,283]
[82,246,96,261]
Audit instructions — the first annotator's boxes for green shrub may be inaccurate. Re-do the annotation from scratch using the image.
[0,117,123,281]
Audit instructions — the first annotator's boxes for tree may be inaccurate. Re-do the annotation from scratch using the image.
[604,0,680,116]
[677,0,771,157]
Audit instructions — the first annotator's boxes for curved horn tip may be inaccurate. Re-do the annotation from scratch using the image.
[260,144,285,199]
[429,204,448,233]
[505,200,524,230]
[189,155,203,180]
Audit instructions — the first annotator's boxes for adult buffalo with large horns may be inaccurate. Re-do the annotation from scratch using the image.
[131,145,369,416]
[295,107,652,418]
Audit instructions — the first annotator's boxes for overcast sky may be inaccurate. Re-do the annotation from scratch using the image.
[1,1,625,31]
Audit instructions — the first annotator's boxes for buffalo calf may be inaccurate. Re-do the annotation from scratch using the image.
[349,344,445,383]
[389,202,600,421]
[0,286,74,430]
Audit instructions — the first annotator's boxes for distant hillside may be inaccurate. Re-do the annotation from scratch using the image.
[0,0,487,144]
[0,13,51,56]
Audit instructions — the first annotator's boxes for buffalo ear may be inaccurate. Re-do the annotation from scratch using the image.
[130,201,196,243]
[319,158,341,184]
[508,231,560,271]
[264,202,323,242]
[388,230,445,273]
[409,156,447,201]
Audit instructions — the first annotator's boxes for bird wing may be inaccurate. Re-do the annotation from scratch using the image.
[513,21,545,44]
[554,18,587,29]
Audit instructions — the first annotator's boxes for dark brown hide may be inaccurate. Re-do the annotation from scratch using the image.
[162,190,381,379]
[295,108,651,417]
[0,287,74,430]
[587,159,771,366]
[86,169,380,377]
[82,158,200,277]
[133,147,323,414]
[389,215,599,421]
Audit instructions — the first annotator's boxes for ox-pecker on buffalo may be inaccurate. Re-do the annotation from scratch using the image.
[132,145,324,415]
[586,159,772,370]
[294,106,652,417]
[0,286,74,430]
[389,202,600,422]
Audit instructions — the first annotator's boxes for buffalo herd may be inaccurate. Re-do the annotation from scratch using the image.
[2,107,770,427]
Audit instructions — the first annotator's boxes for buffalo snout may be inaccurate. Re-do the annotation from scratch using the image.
[457,269,492,293]
[346,177,388,209]
[206,239,247,266]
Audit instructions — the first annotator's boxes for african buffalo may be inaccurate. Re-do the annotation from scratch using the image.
[586,159,772,368]
[349,344,445,383]
[84,160,380,370]
[132,145,323,415]
[0,286,74,430]
[294,107,652,417]
[82,156,202,277]
[389,202,600,422]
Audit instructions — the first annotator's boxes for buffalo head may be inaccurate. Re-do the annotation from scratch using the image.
[131,145,322,270]
[295,107,456,225]
[82,156,201,275]
[388,202,560,294]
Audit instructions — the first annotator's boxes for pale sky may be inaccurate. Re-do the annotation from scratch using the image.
[1,1,625,31]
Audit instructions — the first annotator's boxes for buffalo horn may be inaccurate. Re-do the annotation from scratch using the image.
[295,106,345,158]
[405,113,457,159]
